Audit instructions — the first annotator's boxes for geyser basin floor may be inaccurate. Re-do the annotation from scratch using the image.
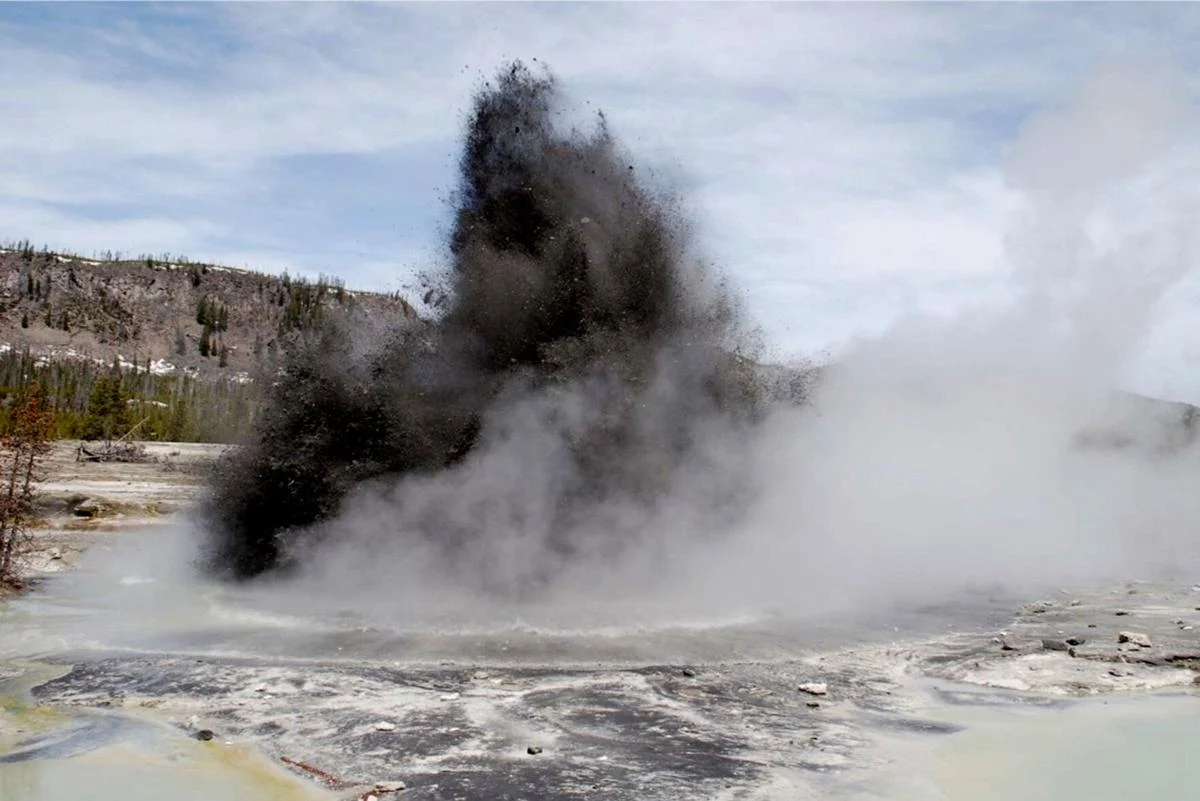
[5,523,1200,800]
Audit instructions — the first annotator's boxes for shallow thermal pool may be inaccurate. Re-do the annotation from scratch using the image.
[0,677,331,801]
[931,692,1200,801]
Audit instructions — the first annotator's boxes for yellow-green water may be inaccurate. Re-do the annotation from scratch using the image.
[0,680,331,801]
[934,693,1200,801]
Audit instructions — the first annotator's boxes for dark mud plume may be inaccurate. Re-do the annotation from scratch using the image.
[199,62,774,589]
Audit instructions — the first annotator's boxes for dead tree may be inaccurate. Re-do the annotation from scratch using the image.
[0,382,55,588]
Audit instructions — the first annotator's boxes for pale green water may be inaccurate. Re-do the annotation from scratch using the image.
[0,670,332,801]
[0,741,334,801]
[935,693,1200,801]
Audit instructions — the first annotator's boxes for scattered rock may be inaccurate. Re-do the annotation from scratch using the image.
[805,701,821,709]
[1041,639,1070,652]
[798,682,828,696]
[47,547,63,560]
[1069,599,1083,607]
[1117,631,1152,648]
[1087,623,1098,629]
[1064,637,1086,646]
[194,729,215,741]
[72,498,104,518]
[1024,603,1050,614]
[374,722,396,732]
[375,780,406,793]
[1193,675,1200,686]
[999,639,1016,652]
[527,746,543,755]
[1114,610,1130,616]
[471,670,490,681]
[681,667,697,678]
[439,693,460,702]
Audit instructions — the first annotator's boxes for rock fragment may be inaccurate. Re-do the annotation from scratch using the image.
[527,746,543,755]
[374,722,396,732]
[1117,631,1151,648]
[375,780,406,793]
[798,682,828,696]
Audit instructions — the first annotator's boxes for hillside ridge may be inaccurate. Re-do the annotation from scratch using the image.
[0,240,417,378]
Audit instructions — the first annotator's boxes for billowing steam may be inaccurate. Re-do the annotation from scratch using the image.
[200,62,776,594]
[201,59,1200,627]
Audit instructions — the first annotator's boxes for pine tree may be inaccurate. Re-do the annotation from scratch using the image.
[81,375,132,441]
[199,324,212,358]
[20,313,28,329]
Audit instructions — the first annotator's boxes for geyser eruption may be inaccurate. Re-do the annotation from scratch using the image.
[200,62,771,592]
[199,58,1200,627]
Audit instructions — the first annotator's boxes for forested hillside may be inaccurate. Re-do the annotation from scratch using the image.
[0,241,418,442]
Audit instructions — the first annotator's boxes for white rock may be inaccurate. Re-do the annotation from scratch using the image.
[1117,631,1152,648]
[439,693,461,702]
[374,721,397,732]
[797,682,828,696]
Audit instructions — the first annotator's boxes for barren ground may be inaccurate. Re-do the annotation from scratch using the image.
[13,440,222,580]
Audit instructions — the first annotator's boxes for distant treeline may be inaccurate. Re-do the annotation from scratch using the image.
[0,349,261,443]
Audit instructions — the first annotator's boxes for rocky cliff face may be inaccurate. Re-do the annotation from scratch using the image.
[0,246,416,376]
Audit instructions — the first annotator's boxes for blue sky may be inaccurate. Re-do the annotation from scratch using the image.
[5,2,1200,382]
